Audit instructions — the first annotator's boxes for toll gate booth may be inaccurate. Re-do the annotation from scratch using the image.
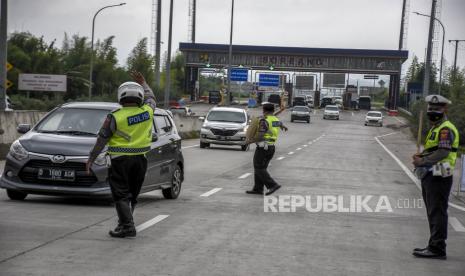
[179,43,408,110]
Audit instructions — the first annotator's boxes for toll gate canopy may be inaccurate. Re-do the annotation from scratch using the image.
[179,43,408,109]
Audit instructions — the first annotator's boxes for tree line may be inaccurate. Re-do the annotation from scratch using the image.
[6,32,186,110]
[403,55,465,147]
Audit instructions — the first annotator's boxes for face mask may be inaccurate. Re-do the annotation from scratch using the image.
[427,111,444,122]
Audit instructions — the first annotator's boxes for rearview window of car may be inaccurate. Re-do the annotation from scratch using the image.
[325,106,339,111]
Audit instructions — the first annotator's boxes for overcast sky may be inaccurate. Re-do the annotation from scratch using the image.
[6,0,465,77]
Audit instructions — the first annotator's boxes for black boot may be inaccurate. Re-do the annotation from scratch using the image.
[110,200,136,238]
[109,225,136,238]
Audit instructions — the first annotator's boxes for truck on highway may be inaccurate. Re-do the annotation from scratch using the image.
[358,96,371,110]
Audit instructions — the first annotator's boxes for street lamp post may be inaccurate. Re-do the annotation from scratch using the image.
[88,3,126,100]
[414,11,445,95]
[226,0,235,106]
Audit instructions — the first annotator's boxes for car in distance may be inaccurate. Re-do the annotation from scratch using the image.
[358,96,372,110]
[292,96,307,107]
[320,97,333,108]
[365,111,383,127]
[0,102,184,201]
[291,106,311,123]
[200,107,249,151]
[323,105,340,120]
[170,106,194,117]
[268,94,281,106]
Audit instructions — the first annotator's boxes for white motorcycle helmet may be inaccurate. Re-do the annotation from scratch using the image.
[117,81,144,105]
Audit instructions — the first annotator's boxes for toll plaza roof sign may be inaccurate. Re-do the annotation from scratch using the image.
[18,74,67,92]
[180,43,408,74]
[230,68,248,81]
[259,74,280,87]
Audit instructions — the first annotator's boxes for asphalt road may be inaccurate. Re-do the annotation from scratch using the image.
[1,109,465,275]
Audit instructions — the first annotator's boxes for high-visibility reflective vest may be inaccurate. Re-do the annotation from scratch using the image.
[424,119,459,168]
[108,104,153,155]
[263,115,280,145]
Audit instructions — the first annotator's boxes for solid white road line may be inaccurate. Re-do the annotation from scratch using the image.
[277,156,285,160]
[394,116,406,125]
[136,215,169,232]
[200,188,223,197]
[238,173,252,179]
[288,152,294,155]
[375,136,465,213]
[450,217,465,232]
[182,145,199,149]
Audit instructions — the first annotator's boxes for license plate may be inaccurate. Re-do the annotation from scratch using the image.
[218,136,226,140]
[38,168,75,181]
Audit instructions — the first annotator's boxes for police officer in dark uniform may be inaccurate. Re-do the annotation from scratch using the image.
[86,72,156,238]
[412,94,459,259]
[246,102,288,196]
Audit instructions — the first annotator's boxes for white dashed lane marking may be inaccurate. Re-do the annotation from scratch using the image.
[277,156,285,160]
[238,173,251,179]
[296,148,302,151]
[450,217,465,232]
[136,215,169,232]
[288,152,294,155]
[200,188,223,197]
[182,145,199,149]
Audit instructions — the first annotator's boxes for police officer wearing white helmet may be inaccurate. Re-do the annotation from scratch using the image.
[412,94,459,259]
[86,72,156,238]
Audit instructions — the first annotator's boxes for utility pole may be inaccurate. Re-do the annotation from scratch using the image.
[154,0,162,86]
[192,0,196,43]
[226,0,235,106]
[164,0,174,108]
[449,39,465,82]
[398,0,407,50]
[422,0,437,97]
[0,0,8,110]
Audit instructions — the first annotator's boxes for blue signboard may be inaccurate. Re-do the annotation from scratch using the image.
[407,82,423,94]
[230,68,248,82]
[259,74,280,87]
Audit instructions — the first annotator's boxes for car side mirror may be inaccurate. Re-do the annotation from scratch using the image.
[162,126,172,133]
[17,124,31,134]
[152,133,158,142]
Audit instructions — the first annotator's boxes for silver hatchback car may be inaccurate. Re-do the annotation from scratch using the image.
[0,102,184,200]
[199,107,249,151]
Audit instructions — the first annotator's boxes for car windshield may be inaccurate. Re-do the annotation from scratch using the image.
[207,110,246,123]
[294,107,309,112]
[367,112,382,117]
[325,106,338,111]
[35,108,109,136]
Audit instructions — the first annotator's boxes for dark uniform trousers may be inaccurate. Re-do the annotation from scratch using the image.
[421,172,453,254]
[109,155,148,227]
[252,145,278,192]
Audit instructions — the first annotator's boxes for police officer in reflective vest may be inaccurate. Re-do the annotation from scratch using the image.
[247,102,288,196]
[86,72,156,238]
[412,94,459,259]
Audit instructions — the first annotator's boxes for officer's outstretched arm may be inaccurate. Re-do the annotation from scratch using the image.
[131,71,156,110]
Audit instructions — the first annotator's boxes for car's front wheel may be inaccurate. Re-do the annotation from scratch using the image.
[7,189,27,200]
[162,165,182,199]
